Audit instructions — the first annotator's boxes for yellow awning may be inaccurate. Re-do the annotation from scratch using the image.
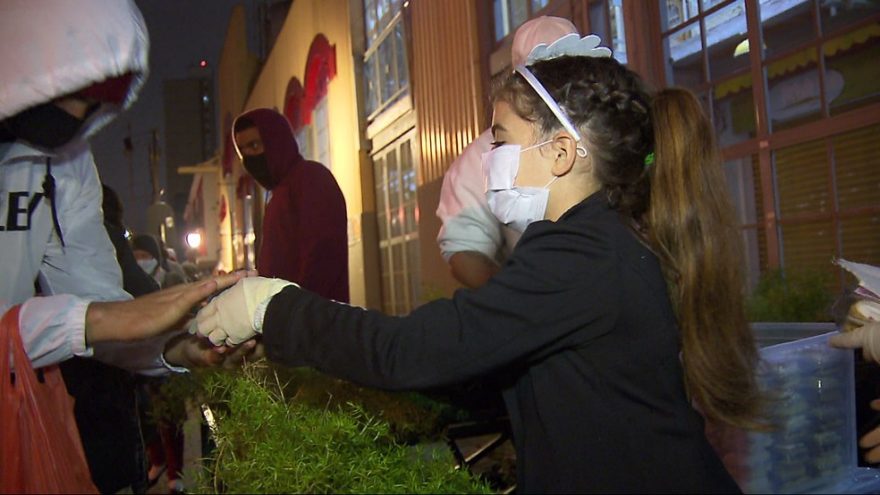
[715,22,880,99]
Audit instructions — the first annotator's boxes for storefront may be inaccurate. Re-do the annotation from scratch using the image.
[208,0,879,312]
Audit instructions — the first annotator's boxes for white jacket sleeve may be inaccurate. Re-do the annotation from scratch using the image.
[436,130,504,262]
[3,295,93,369]
[3,293,175,376]
[37,149,170,375]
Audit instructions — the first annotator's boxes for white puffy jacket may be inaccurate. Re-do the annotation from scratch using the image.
[0,0,172,374]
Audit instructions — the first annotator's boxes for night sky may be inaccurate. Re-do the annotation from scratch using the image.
[91,0,257,234]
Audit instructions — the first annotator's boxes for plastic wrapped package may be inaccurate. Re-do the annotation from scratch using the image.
[712,332,880,494]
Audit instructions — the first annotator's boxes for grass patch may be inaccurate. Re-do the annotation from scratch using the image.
[188,362,493,494]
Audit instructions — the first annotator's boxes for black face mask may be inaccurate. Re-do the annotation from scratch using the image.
[2,102,86,151]
[243,153,276,189]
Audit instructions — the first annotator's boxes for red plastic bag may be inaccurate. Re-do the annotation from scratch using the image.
[0,305,98,494]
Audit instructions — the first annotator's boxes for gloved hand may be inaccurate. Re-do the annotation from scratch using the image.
[829,321,880,363]
[193,277,295,346]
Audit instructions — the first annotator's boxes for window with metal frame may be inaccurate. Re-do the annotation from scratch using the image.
[372,132,420,315]
[659,0,880,294]
[364,0,409,119]
[295,98,332,171]
[588,0,629,64]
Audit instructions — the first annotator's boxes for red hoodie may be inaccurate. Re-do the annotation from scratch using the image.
[234,108,349,303]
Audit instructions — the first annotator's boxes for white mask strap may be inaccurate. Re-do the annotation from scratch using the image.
[521,139,553,153]
[515,65,582,143]
[523,139,589,159]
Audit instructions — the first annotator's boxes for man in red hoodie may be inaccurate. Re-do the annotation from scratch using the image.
[233,108,349,303]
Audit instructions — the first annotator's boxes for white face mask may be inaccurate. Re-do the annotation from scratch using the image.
[137,258,158,275]
[481,141,557,233]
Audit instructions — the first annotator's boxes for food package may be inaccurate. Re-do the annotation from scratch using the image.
[836,259,880,332]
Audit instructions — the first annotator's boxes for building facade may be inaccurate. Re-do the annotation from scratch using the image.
[203,0,879,312]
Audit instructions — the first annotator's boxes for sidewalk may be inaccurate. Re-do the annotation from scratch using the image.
[145,406,204,495]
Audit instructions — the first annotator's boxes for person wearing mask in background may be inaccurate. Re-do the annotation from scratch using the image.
[56,184,162,493]
[196,43,768,492]
[103,185,162,297]
[0,3,260,490]
[133,234,188,289]
[233,108,349,302]
[436,16,578,289]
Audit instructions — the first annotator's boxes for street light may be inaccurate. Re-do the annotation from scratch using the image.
[186,231,202,249]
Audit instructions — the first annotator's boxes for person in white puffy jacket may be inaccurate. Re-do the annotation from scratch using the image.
[0,0,252,373]
[436,16,579,288]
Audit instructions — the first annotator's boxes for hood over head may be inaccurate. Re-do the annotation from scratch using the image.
[0,0,149,143]
[232,108,303,190]
[131,233,164,266]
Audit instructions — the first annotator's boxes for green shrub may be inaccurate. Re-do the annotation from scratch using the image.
[746,268,834,322]
[192,362,493,494]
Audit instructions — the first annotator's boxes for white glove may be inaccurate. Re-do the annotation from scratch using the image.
[193,277,295,346]
[830,321,880,363]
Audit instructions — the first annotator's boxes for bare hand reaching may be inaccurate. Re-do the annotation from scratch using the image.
[84,270,256,345]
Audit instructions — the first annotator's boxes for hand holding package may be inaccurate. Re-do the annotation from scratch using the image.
[830,321,880,362]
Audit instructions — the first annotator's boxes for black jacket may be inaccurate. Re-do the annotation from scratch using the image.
[263,192,740,493]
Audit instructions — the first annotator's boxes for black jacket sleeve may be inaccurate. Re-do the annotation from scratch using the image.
[262,220,621,391]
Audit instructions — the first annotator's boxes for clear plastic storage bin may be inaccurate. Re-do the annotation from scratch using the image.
[711,332,880,493]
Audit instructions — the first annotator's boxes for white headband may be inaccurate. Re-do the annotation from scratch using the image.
[514,64,582,143]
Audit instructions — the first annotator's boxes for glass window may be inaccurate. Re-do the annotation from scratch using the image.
[531,0,549,12]
[725,155,768,289]
[713,83,756,145]
[590,1,629,65]
[665,22,705,89]
[705,0,748,82]
[767,48,822,131]
[363,1,408,119]
[295,128,311,162]
[609,0,628,64]
[725,155,764,226]
[760,0,816,60]
[375,155,388,240]
[824,24,880,115]
[821,0,880,35]
[662,0,701,31]
[394,22,409,92]
[366,0,405,47]
[657,0,880,294]
[510,0,529,30]
[379,32,395,103]
[407,239,420,305]
[493,0,557,41]
[372,134,420,315]
[314,98,331,170]
[494,0,509,41]
[701,0,729,11]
